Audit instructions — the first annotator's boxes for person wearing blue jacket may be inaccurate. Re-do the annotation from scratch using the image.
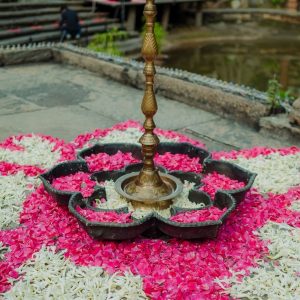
[59,5,81,42]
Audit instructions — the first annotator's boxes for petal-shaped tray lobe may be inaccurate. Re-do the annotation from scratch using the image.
[41,142,256,239]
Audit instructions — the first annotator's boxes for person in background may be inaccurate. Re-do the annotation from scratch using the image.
[59,4,81,42]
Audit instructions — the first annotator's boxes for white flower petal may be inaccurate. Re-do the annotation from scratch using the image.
[220,222,300,299]
[3,246,147,300]
[0,172,39,229]
[0,242,9,261]
[95,180,204,220]
[82,127,178,150]
[0,136,61,168]
[225,152,300,194]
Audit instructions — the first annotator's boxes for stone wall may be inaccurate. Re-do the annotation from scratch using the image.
[0,43,271,128]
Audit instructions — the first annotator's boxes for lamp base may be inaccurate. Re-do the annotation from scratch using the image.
[115,171,183,209]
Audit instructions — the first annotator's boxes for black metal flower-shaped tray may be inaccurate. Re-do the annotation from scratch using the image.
[40,143,256,240]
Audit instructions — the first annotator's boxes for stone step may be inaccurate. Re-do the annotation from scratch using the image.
[0,1,84,11]
[0,22,121,46]
[202,8,300,16]
[0,6,92,19]
[0,12,108,28]
[0,17,118,40]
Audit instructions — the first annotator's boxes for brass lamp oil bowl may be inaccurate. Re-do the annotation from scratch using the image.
[115,172,183,210]
[40,0,256,240]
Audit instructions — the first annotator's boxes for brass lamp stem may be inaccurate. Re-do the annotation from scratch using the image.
[114,0,183,208]
[139,0,159,176]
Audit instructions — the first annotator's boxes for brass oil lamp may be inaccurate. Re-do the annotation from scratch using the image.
[115,0,183,209]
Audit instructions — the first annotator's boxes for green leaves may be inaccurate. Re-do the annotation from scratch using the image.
[87,28,128,56]
[267,76,295,113]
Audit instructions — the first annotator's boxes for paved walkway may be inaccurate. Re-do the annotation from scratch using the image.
[0,63,293,151]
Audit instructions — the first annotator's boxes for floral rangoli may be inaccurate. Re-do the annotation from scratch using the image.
[0,120,299,299]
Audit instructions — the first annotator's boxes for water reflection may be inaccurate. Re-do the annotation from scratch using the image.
[164,41,300,93]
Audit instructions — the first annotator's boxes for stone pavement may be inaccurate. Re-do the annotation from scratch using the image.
[0,63,295,151]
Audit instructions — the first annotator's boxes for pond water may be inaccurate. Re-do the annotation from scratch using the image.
[163,40,300,93]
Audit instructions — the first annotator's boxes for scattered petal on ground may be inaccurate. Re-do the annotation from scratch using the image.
[3,246,147,300]
[220,222,300,299]
[77,126,178,150]
[0,135,63,169]
[0,243,9,261]
[212,146,300,161]
[73,120,205,150]
[0,172,39,230]
[289,199,300,212]
[223,152,300,194]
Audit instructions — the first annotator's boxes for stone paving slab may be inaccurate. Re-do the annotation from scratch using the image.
[0,93,41,116]
[13,82,90,108]
[81,83,219,130]
[187,118,288,148]
[0,62,295,150]
[60,64,204,128]
[0,106,116,141]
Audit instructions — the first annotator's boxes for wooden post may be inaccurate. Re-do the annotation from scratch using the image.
[126,6,137,31]
[286,0,298,11]
[161,5,170,30]
[241,0,249,8]
[280,58,289,89]
[195,2,203,27]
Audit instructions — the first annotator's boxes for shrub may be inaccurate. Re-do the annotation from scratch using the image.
[267,76,295,114]
[88,28,127,56]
